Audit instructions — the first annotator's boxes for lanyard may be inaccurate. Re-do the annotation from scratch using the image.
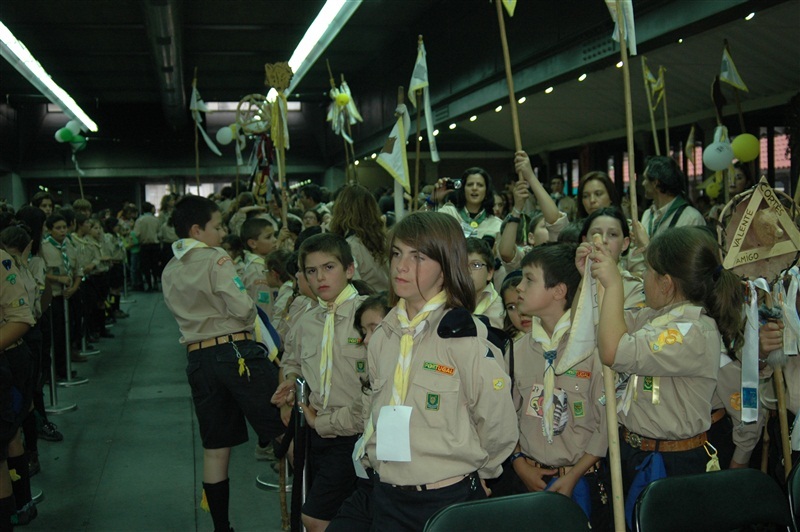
[648,197,686,236]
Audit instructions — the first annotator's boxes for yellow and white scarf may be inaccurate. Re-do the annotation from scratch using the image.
[318,283,358,409]
[474,283,499,317]
[171,238,208,260]
[530,311,571,443]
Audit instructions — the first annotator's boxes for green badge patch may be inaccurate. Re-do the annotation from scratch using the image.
[426,393,440,411]
[356,360,366,373]
[643,376,654,392]
[10,298,25,308]
[6,274,16,285]
[348,337,363,345]
[573,401,585,418]
[258,291,270,303]
[233,276,245,292]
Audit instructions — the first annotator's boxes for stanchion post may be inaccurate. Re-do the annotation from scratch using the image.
[45,307,76,414]
[57,297,88,388]
[121,262,136,304]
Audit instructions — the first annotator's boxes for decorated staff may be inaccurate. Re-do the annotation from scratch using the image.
[494,0,523,170]
[325,61,362,183]
[265,62,293,227]
[376,87,411,221]
[641,57,668,156]
[190,68,223,194]
[408,35,439,210]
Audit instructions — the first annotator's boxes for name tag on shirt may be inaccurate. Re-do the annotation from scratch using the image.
[376,405,412,462]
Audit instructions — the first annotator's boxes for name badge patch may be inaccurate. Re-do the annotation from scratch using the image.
[564,369,592,379]
[348,337,363,345]
[422,361,455,376]
[217,256,232,266]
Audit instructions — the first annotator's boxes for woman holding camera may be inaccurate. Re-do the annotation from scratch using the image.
[436,167,502,240]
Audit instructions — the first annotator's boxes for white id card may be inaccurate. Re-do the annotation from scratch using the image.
[375,405,412,462]
[351,436,369,479]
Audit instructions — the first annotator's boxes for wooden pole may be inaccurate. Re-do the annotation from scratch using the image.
[617,1,638,229]
[773,366,794,479]
[414,88,423,213]
[193,67,201,195]
[662,67,670,156]
[641,57,661,156]
[592,233,625,532]
[342,74,358,184]
[278,456,289,530]
[393,86,406,221]
[494,0,523,174]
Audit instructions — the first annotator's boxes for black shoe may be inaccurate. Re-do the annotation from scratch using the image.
[11,501,37,526]
[39,422,64,442]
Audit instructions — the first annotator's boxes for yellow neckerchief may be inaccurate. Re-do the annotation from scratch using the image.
[243,250,265,268]
[618,302,691,415]
[171,238,208,261]
[530,311,571,443]
[356,292,448,462]
[474,282,499,316]
[392,291,448,405]
[317,283,359,409]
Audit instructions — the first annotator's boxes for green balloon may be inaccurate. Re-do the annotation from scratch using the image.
[71,136,87,152]
[55,127,74,142]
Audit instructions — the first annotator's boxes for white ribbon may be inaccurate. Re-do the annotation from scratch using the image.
[557,258,599,373]
[741,281,761,423]
[190,87,222,157]
[782,267,800,356]
[71,153,85,176]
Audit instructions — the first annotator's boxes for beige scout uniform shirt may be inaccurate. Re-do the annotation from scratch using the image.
[69,234,95,273]
[711,356,765,464]
[364,306,519,485]
[270,281,293,323]
[86,237,109,274]
[476,283,505,329]
[439,204,503,240]
[133,213,160,245]
[41,238,80,297]
[347,235,389,293]
[162,244,256,345]
[281,294,368,438]
[514,329,608,466]
[104,233,126,263]
[613,302,722,440]
[1,250,36,331]
[27,255,46,320]
[276,295,313,344]
[242,251,273,316]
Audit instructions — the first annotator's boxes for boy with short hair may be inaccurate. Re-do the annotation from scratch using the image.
[240,218,278,317]
[271,233,367,532]
[265,249,293,322]
[162,196,282,532]
[512,243,608,526]
[466,237,504,328]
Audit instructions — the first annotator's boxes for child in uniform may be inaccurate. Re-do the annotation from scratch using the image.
[265,249,293,322]
[466,237,504,328]
[161,196,283,532]
[512,243,608,525]
[240,218,278,317]
[585,226,743,523]
[331,211,518,531]
[271,233,368,532]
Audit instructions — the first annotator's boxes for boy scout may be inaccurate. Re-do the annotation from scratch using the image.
[162,196,282,532]
[271,233,367,532]
[466,237,505,328]
[240,218,278,317]
[513,243,608,524]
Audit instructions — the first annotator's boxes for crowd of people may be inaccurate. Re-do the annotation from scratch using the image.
[0,151,796,531]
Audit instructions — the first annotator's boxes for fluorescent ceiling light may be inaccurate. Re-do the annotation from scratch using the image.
[545,86,554,94]
[448,123,456,130]
[517,96,526,104]
[0,21,98,132]
[744,12,755,20]
[495,105,502,112]
[578,73,587,82]
[469,115,477,122]
[207,101,301,112]
[616,60,624,68]
[267,0,362,101]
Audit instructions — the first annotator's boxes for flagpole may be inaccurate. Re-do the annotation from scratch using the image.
[394,86,406,221]
[617,0,638,227]
[494,0,523,180]
[641,57,661,156]
[661,67,670,156]
[341,74,359,184]
[193,67,201,195]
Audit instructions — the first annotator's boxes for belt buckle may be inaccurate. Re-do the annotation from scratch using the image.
[627,432,642,449]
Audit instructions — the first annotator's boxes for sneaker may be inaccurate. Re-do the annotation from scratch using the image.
[10,501,37,526]
[255,443,275,461]
[28,452,40,477]
[39,422,64,442]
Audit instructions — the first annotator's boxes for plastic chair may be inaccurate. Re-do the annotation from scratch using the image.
[424,491,590,532]
[634,468,792,532]
[789,460,800,531]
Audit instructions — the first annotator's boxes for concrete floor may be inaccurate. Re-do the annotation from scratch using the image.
[32,291,286,531]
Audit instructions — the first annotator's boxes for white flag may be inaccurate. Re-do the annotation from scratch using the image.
[190,86,222,156]
[407,41,440,163]
[606,0,637,56]
[377,105,411,193]
[720,48,749,92]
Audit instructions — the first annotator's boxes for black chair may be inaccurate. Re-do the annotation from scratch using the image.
[789,459,800,531]
[424,491,590,532]
[634,468,792,532]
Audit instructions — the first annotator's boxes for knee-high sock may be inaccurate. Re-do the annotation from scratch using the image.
[203,479,230,532]
[7,455,30,510]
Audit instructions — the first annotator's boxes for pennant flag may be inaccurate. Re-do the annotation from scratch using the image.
[720,47,749,92]
[327,80,364,145]
[684,124,696,166]
[502,0,517,17]
[377,104,411,193]
[606,0,637,56]
[341,81,363,124]
[407,40,440,162]
[190,86,222,156]
[642,58,665,110]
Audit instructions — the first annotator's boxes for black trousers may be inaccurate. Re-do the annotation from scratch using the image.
[139,243,161,289]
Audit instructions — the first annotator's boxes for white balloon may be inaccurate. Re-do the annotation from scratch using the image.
[215,126,234,146]
[703,141,734,172]
[66,120,82,136]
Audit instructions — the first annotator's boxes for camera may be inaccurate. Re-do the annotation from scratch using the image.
[444,178,462,190]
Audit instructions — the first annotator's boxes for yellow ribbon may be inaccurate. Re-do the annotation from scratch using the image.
[318,283,358,409]
[474,283,499,316]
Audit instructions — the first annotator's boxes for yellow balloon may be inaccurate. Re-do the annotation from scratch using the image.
[731,133,760,162]
[706,181,722,200]
[335,93,350,107]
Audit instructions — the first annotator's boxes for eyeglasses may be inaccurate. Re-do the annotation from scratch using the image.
[469,261,487,271]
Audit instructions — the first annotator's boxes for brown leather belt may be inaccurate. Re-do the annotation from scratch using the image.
[530,459,601,478]
[391,474,468,492]
[187,332,253,352]
[623,427,707,452]
[710,408,726,424]
[1,339,24,352]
